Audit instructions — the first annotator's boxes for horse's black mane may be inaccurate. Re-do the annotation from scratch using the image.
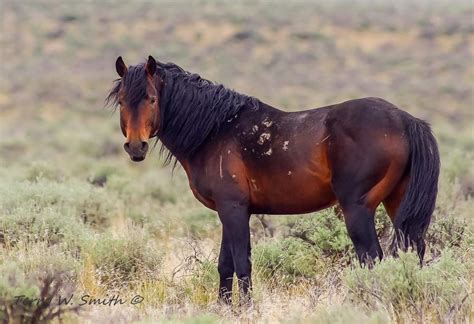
[107,60,259,165]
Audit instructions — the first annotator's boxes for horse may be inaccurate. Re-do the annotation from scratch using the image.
[107,55,440,305]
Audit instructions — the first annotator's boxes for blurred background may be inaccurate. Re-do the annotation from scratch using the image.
[1,0,472,169]
[0,0,473,322]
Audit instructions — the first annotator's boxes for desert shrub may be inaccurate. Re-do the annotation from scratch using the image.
[87,163,120,187]
[77,137,116,159]
[143,205,220,241]
[286,209,353,260]
[184,259,219,306]
[441,149,471,184]
[0,178,117,228]
[166,239,220,306]
[0,205,90,252]
[253,209,360,283]
[344,251,471,322]
[0,261,41,322]
[181,210,220,239]
[105,173,132,195]
[373,206,393,245]
[426,213,468,255]
[136,279,168,308]
[0,259,79,323]
[426,175,473,259]
[26,161,65,182]
[146,186,177,204]
[253,237,324,283]
[3,243,81,280]
[86,225,163,288]
[106,169,177,205]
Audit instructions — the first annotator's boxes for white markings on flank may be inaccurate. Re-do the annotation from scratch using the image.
[262,118,273,127]
[319,135,330,144]
[257,132,271,145]
[282,140,289,151]
[250,179,259,190]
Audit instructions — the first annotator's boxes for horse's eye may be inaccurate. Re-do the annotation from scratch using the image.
[150,96,156,104]
[118,100,123,106]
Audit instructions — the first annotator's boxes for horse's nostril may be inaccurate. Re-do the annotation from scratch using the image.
[124,141,147,155]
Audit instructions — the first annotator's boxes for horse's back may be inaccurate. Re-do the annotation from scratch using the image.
[326,97,405,130]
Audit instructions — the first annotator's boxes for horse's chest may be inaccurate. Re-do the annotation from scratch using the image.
[188,181,217,210]
[181,161,217,210]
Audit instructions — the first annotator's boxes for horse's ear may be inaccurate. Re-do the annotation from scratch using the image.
[146,55,157,76]
[115,56,127,77]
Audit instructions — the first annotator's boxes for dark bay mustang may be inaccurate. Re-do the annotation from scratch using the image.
[107,55,440,304]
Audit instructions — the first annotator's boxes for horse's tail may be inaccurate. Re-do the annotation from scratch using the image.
[392,115,440,262]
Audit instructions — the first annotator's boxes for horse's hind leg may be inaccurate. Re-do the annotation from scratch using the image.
[335,175,404,264]
[328,156,385,263]
[339,201,382,265]
[330,170,385,264]
[383,175,409,224]
[327,138,398,264]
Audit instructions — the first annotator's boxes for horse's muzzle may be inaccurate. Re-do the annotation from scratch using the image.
[124,141,148,162]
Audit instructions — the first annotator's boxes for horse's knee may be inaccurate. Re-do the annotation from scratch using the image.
[218,261,234,279]
[235,263,251,280]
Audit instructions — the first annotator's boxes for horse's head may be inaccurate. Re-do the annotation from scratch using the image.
[111,55,163,162]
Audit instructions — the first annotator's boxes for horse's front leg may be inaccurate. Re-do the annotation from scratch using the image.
[217,227,234,304]
[216,200,252,306]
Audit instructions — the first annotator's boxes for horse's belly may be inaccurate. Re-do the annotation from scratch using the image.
[248,173,336,214]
